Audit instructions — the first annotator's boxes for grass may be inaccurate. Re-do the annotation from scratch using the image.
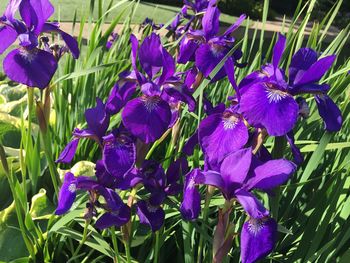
[0,0,350,262]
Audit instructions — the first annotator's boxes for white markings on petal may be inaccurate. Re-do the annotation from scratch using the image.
[222,112,240,130]
[19,48,38,63]
[142,96,160,112]
[247,218,265,236]
[265,86,289,104]
[68,183,77,193]
[146,202,159,213]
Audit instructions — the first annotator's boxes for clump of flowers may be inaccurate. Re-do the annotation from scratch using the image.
[1,0,343,262]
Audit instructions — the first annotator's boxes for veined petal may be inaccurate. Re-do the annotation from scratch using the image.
[0,25,17,55]
[241,218,277,263]
[235,189,269,219]
[136,200,165,232]
[180,169,202,220]
[95,204,131,229]
[202,0,220,39]
[106,82,136,115]
[19,0,54,34]
[240,82,299,136]
[56,138,80,163]
[315,94,342,132]
[103,132,136,179]
[139,33,164,78]
[122,96,171,143]
[85,98,110,139]
[272,34,286,69]
[4,0,22,21]
[246,160,296,191]
[293,55,336,86]
[289,48,318,85]
[199,112,249,171]
[219,148,252,198]
[3,48,57,89]
[178,36,199,64]
[56,172,77,215]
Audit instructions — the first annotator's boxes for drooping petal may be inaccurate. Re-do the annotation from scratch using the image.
[195,43,226,81]
[166,158,189,185]
[219,148,252,198]
[235,189,269,219]
[163,84,196,112]
[56,138,80,163]
[136,200,165,232]
[246,160,296,191]
[180,169,202,220]
[178,36,199,64]
[95,204,131,229]
[289,48,318,85]
[19,0,54,34]
[85,98,110,139]
[293,55,336,86]
[239,82,299,136]
[241,218,277,263]
[42,22,80,59]
[3,48,57,89]
[56,172,77,215]
[272,34,286,69]
[286,131,303,165]
[199,112,249,171]
[182,130,199,156]
[95,160,121,188]
[202,0,220,39]
[0,26,17,55]
[106,82,136,115]
[103,132,136,179]
[122,96,171,143]
[315,94,342,132]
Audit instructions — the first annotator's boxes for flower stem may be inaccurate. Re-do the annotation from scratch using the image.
[124,239,131,263]
[154,231,160,263]
[111,227,121,263]
[71,220,89,262]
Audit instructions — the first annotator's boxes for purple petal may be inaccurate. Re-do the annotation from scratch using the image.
[235,189,269,218]
[56,138,80,163]
[130,34,144,84]
[182,130,199,156]
[178,36,199,64]
[199,112,249,171]
[122,96,171,143]
[106,82,136,115]
[19,0,54,34]
[180,169,202,220]
[163,84,196,112]
[289,83,330,96]
[219,148,252,198]
[95,160,121,188]
[240,82,299,136]
[246,160,296,191]
[95,204,131,229]
[224,57,240,100]
[202,0,220,39]
[223,14,246,36]
[241,218,277,263]
[166,158,188,184]
[42,22,80,59]
[85,98,110,139]
[195,43,226,80]
[315,94,342,132]
[0,26,17,54]
[103,132,136,179]
[289,48,318,84]
[272,34,286,69]
[136,200,165,232]
[286,131,303,165]
[293,55,336,86]
[158,47,175,85]
[56,172,77,215]
[4,0,21,21]
[139,33,164,78]
[3,48,57,89]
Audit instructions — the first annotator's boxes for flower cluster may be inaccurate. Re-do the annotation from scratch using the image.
[2,0,340,262]
[0,0,79,89]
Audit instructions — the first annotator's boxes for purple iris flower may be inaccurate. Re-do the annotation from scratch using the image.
[135,159,188,231]
[56,171,131,229]
[0,0,79,89]
[178,0,246,82]
[56,98,110,163]
[121,33,195,144]
[106,32,119,50]
[140,17,163,31]
[239,34,342,137]
[180,147,296,263]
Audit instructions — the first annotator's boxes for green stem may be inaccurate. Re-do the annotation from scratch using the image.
[25,87,34,195]
[111,227,121,263]
[154,231,160,263]
[124,239,131,263]
[197,187,212,263]
[0,145,36,260]
[71,221,89,262]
